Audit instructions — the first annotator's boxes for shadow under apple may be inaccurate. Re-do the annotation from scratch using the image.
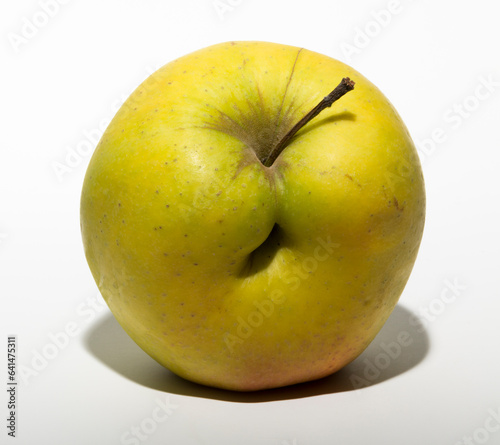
[84,304,429,403]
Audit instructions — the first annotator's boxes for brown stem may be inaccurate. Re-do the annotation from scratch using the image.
[263,77,355,167]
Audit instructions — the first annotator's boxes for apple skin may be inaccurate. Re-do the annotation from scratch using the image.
[80,41,425,391]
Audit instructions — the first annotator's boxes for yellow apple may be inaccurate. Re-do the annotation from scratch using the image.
[80,41,425,391]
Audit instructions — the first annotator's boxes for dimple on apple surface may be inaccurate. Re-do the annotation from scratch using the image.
[80,41,425,391]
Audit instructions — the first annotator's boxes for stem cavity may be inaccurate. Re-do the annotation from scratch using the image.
[263,77,355,167]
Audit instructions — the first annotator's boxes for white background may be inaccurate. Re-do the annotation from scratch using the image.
[2,1,500,444]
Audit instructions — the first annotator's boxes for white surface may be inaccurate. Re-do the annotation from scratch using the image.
[2,1,500,444]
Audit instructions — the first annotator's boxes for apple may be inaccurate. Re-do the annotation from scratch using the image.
[80,41,425,391]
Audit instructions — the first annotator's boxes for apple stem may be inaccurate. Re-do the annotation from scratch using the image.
[264,77,355,167]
